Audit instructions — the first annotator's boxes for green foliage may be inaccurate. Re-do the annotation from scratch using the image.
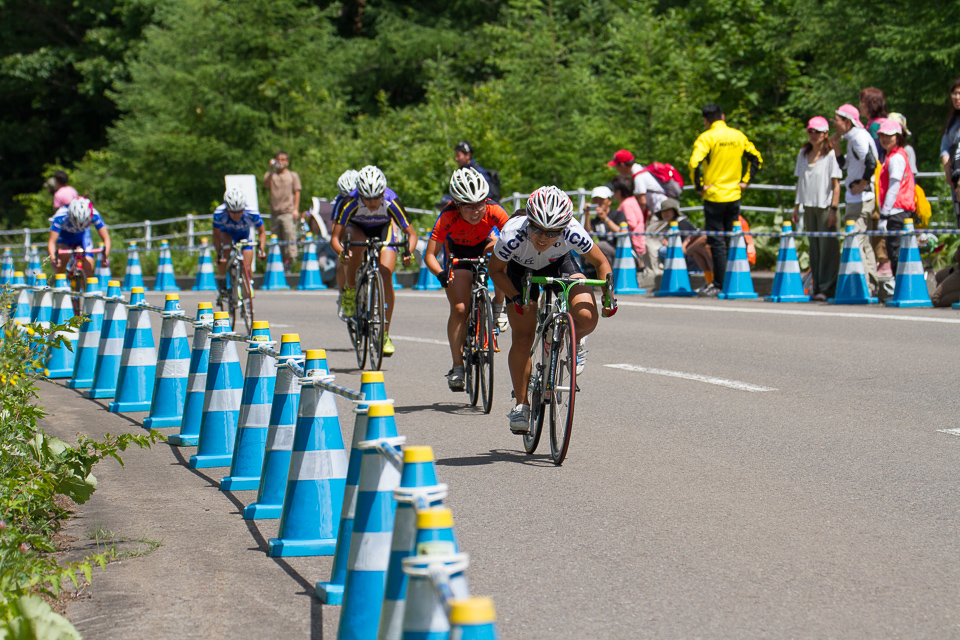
[0,306,161,638]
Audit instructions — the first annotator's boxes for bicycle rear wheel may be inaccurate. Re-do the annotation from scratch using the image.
[477,292,495,414]
[548,313,577,465]
[237,260,254,334]
[365,271,385,371]
[523,329,548,454]
[227,264,241,331]
[465,301,479,406]
[353,275,369,369]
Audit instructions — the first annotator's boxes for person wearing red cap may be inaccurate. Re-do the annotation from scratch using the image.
[792,116,843,300]
[876,118,916,277]
[688,104,763,285]
[831,103,880,290]
[607,148,667,277]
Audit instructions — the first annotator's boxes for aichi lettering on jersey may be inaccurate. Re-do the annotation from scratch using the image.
[494,216,594,270]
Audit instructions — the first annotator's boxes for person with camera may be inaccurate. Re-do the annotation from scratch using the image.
[263,151,301,269]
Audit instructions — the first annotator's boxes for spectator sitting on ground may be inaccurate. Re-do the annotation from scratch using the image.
[610,175,646,267]
[931,245,960,307]
[582,185,626,268]
[655,199,714,294]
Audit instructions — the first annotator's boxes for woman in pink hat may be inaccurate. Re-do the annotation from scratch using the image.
[876,118,916,277]
[792,116,843,300]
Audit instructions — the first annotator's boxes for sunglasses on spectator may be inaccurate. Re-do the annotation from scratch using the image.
[529,223,563,238]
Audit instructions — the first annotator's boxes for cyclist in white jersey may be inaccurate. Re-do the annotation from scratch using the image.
[212,188,267,294]
[489,186,616,433]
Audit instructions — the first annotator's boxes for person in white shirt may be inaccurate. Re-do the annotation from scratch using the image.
[830,103,879,289]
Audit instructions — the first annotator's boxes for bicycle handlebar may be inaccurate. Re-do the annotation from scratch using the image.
[57,247,103,255]
[520,272,617,316]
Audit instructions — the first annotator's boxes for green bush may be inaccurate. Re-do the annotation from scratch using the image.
[0,304,161,638]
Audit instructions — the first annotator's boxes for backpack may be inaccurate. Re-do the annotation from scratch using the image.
[487,169,502,202]
[635,162,684,199]
[914,184,932,228]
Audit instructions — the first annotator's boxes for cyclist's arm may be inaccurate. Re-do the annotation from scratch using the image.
[583,244,612,282]
[212,227,225,258]
[424,238,444,276]
[97,226,111,263]
[400,223,417,256]
[330,222,345,255]
[47,231,60,264]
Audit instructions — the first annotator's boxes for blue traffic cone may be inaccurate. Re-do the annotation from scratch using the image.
[765,221,810,303]
[886,219,932,308]
[67,278,104,389]
[0,249,12,285]
[829,220,878,305]
[612,222,644,295]
[268,349,349,556]
[192,238,217,291]
[46,274,77,378]
[655,221,696,297]
[30,274,51,324]
[12,274,33,329]
[718,221,758,300]
[122,242,145,291]
[401,550,470,640]
[244,334,304,519]
[142,294,191,429]
[96,245,111,291]
[336,401,405,640]
[316,371,389,604]
[108,287,156,412]
[379,447,448,640]
[83,281,127,399]
[260,236,289,290]
[297,235,326,290]
[449,597,499,640]
[221,320,276,490]
[392,272,404,290]
[153,241,180,292]
[26,249,41,287]
[189,312,243,468]
[168,302,215,446]
[414,238,440,291]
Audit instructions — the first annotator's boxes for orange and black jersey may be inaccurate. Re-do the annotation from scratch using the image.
[431,201,510,248]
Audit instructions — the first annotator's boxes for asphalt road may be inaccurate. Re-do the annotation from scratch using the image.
[54,288,960,638]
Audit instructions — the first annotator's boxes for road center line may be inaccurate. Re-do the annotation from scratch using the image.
[390,335,447,346]
[617,300,960,324]
[605,363,777,392]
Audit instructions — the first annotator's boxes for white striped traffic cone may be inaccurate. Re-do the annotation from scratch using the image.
[153,241,180,291]
[82,281,126,399]
[189,311,243,468]
[108,287,157,412]
[167,302,215,446]
[142,294,191,428]
[67,278,104,389]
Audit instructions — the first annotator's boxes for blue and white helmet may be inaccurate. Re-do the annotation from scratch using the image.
[337,169,360,197]
[356,165,386,199]
[67,197,93,229]
[223,187,246,212]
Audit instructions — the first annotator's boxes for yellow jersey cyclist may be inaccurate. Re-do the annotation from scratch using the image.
[489,186,616,433]
[48,197,112,278]
[425,167,510,391]
[212,188,268,294]
[330,165,417,357]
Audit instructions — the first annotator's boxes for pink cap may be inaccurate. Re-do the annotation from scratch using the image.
[835,104,863,128]
[806,116,829,132]
[876,118,902,135]
[607,149,635,167]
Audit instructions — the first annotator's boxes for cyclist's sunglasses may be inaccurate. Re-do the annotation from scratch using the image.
[529,223,563,238]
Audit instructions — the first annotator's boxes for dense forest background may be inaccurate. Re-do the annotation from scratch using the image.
[3,0,958,229]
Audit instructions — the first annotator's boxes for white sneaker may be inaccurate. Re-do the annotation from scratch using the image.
[576,339,586,375]
[492,303,508,331]
[507,404,530,434]
[446,366,465,392]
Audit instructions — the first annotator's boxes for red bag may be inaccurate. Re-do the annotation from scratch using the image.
[635,162,684,198]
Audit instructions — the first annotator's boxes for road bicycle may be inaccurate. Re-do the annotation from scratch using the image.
[216,240,256,334]
[521,272,614,465]
[448,257,499,414]
[57,246,104,314]
[344,235,408,371]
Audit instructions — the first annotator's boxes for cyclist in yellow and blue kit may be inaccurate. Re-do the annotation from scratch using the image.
[330,165,417,356]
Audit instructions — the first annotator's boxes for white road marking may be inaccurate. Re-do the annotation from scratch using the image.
[605,363,777,392]
[618,300,960,325]
[937,428,960,436]
[389,335,447,346]
[269,323,293,328]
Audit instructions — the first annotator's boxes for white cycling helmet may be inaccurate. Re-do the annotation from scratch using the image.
[449,167,489,204]
[68,197,93,229]
[356,165,386,199]
[223,187,246,212]
[337,169,360,197]
[526,186,573,230]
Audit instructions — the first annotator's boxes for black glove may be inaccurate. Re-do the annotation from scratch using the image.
[438,269,450,288]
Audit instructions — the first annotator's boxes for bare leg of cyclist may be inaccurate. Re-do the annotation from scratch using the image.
[378,249,397,331]
[506,304,538,406]
[242,249,254,274]
[446,270,471,368]
[569,285,600,339]
[82,255,97,279]
[343,225,367,289]
[216,246,232,293]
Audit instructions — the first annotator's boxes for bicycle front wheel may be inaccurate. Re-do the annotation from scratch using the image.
[523,328,547,455]
[365,271,385,371]
[228,265,241,331]
[70,270,84,315]
[238,260,254,334]
[465,300,479,407]
[477,292,495,414]
[548,313,577,465]
[353,275,369,370]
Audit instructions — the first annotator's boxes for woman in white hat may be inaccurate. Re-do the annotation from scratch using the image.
[876,118,917,276]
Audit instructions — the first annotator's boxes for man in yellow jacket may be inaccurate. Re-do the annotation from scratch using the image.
[688,104,762,294]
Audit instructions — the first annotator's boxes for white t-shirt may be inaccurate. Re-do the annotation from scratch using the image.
[794,149,842,209]
[841,128,878,203]
[494,216,594,270]
[631,163,667,213]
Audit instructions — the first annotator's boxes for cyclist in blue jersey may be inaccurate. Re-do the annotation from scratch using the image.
[48,197,112,278]
[330,165,417,356]
[212,188,267,295]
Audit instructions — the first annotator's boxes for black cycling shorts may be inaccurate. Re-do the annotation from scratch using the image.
[506,254,582,302]
[447,239,489,266]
